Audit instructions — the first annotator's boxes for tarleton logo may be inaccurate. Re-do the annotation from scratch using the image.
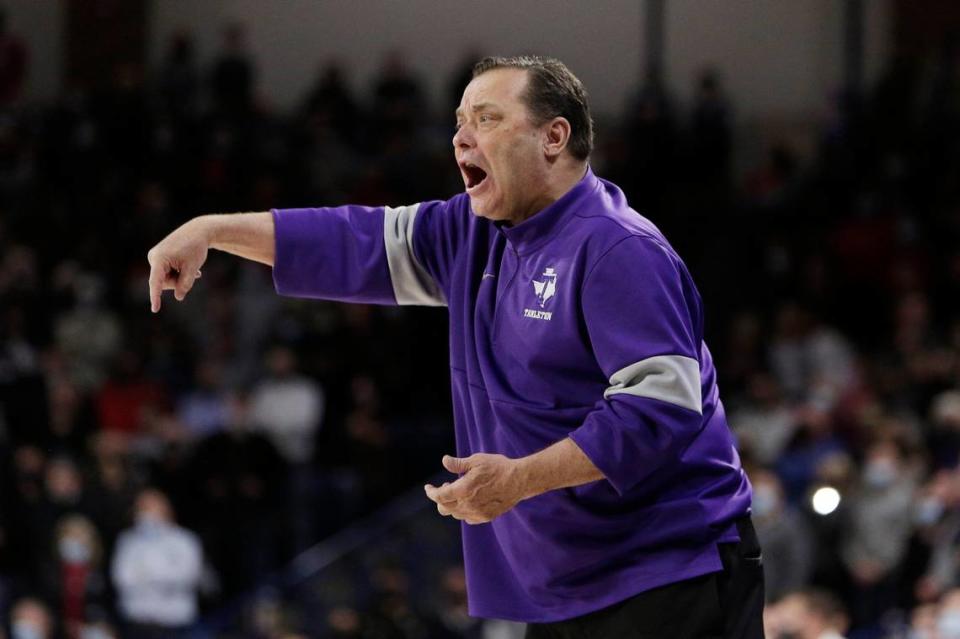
[524,267,557,321]
[533,267,557,307]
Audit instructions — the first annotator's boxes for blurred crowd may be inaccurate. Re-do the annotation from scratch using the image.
[0,11,959,639]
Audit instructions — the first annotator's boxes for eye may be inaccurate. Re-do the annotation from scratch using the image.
[479,114,492,123]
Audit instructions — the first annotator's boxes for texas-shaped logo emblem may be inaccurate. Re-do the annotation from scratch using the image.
[533,267,557,308]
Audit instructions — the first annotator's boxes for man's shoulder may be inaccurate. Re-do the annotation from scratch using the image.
[568,181,674,262]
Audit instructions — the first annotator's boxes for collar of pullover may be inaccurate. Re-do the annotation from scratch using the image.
[496,165,599,255]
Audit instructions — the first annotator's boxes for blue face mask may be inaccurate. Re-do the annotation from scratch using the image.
[915,497,946,526]
[59,537,92,564]
[752,485,778,518]
[864,459,897,488]
[12,622,44,639]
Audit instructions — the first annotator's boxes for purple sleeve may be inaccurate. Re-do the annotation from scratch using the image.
[271,205,397,305]
[410,196,470,299]
[569,235,705,495]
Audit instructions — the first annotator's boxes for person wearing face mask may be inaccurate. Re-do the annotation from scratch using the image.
[110,489,205,639]
[41,515,111,639]
[936,589,960,639]
[765,589,848,639]
[839,437,917,630]
[748,468,813,602]
[8,597,53,639]
[908,602,938,639]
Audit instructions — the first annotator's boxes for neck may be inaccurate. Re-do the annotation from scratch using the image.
[507,160,588,226]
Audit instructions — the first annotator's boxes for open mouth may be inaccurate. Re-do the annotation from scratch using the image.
[461,162,488,191]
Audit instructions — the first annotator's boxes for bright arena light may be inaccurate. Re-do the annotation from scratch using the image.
[811,486,841,515]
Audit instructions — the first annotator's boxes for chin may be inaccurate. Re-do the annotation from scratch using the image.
[468,197,501,221]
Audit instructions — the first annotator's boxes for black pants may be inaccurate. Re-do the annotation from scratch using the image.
[525,517,765,639]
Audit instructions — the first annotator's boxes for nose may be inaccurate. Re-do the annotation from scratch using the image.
[452,124,474,150]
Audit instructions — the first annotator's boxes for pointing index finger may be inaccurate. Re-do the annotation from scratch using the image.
[148,260,164,313]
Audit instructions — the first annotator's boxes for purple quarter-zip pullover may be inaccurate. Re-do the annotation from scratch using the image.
[270,167,753,623]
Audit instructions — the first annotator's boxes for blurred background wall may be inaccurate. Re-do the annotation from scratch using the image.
[6,0,890,118]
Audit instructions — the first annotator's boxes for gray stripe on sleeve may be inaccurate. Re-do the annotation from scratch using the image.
[603,354,702,414]
[383,203,446,307]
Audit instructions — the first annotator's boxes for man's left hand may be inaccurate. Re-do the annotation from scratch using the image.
[424,454,526,524]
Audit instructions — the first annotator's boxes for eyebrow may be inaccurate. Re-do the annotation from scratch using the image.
[454,102,498,120]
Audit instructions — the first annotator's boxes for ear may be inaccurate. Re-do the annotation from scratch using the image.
[543,116,571,159]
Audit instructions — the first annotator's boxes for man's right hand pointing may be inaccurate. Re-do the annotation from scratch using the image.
[147,218,210,313]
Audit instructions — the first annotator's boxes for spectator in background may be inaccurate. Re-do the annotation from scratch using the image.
[768,303,857,409]
[250,345,323,466]
[299,93,361,203]
[937,588,960,639]
[371,49,423,145]
[250,345,323,554]
[8,597,53,639]
[908,602,938,639]
[188,389,285,595]
[40,515,111,639]
[0,277,47,449]
[338,374,398,511]
[730,372,799,466]
[156,30,199,121]
[53,274,121,393]
[41,456,91,522]
[210,22,255,117]
[429,565,495,639]
[95,350,164,436]
[110,489,204,638]
[689,68,732,184]
[45,376,95,455]
[175,359,227,440]
[301,61,360,147]
[840,438,918,628]
[765,589,849,639]
[0,7,27,107]
[615,84,678,211]
[325,606,362,639]
[748,468,813,602]
[84,432,138,549]
[914,468,960,604]
[364,562,432,639]
[929,390,960,470]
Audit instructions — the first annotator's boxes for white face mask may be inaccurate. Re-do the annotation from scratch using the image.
[135,511,165,529]
[12,622,44,639]
[59,537,92,564]
[80,626,112,639]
